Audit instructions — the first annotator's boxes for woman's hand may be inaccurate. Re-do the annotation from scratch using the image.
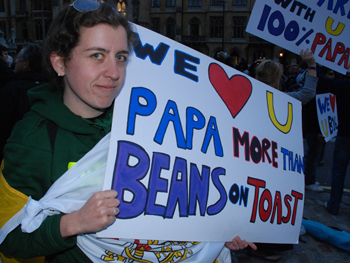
[300,48,317,77]
[60,190,120,238]
[225,236,257,251]
[300,48,316,67]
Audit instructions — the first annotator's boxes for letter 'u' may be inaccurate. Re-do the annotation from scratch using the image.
[266,91,293,134]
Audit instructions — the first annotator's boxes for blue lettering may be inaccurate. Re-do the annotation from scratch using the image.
[165,157,188,218]
[229,184,249,207]
[317,97,330,114]
[281,147,304,173]
[174,50,200,82]
[334,0,348,16]
[133,33,170,65]
[127,87,157,135]
[189,164,210,216]
[202,116,223,157]
[268,11,285,36]
[145,152,170,217]
[186,107,206,150]
[281,147,289,170]
[154,100,186,149]
[113,141,149,219]
[274,0,293,8]
[207,167,227,215]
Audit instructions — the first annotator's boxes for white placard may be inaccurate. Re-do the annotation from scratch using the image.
[98,24,305,244]
[316,93,338,142]
[246,0,350,75]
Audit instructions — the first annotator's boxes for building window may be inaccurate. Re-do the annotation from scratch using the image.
[233,0,247,6]
[211,0,224,6]
[0,22,6,33]
[20,22,29,42]
[34,18,51,41]
[166,0,175,7]
[152,0,160,7]
[33,0,52,11]
[189,17,200,37]
[20,0,27,11]
[117,0,127,16]
[165,17,176,39]
[35,19,43,40]
[253,50,266,61]
[210,16,223,38]
[0,1,5,12]
[232,17,246,38]
[151,17,160,33]
[189,0,201,7]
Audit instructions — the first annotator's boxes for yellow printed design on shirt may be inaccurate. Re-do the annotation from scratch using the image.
[100,240,201,262]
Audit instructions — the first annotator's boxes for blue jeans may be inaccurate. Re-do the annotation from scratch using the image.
[327,136,350,214]
[304,132,323,185]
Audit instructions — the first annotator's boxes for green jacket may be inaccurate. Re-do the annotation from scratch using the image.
[0,83,113,262]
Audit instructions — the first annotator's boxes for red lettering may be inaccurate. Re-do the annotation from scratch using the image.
[248,177,266,223]
[270,191,282,224]
[319,38,333,61]
[338,47,350,68]
[272,141,278,168]
[291,190,303,225]
[282,195,292,223]
[233,127,278,168]
[332,42,345,62]
[259,189,272,222]
[311,32,326,53]
[248,177,304,226]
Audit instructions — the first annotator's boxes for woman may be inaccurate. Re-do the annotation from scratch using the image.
[0,0,255,262]
[255,49,317,104]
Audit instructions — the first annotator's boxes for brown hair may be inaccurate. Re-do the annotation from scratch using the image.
[43,1,136,90]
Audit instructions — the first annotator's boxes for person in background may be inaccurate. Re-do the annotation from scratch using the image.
[0,43,49,162]
[302,66,335,192]
[284,62,301,91]
[256,49,317,104]
[216,51,235,68]
[248,59,263,78]
[0,0,255,262]
[0,44,13,86]
[316,67,350,215]
[236,57,249,75]
[0,44,9,63]
[5,54,13,68]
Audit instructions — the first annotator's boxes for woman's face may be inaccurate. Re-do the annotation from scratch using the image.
[62,24,129,118]
[1,50,8,61]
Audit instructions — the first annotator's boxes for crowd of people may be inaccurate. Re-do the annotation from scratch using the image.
[0,0,349,261]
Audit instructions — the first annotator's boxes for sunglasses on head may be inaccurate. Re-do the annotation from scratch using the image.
[71,0,102,12]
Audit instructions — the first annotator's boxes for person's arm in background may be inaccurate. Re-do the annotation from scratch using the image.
[286,49,318,104]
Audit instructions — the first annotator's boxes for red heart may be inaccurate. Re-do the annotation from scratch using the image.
[329,94,336,113]
[209,63,252,118]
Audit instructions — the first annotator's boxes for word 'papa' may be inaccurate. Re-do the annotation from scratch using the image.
[127,87,223,156]
[112,140,227,219]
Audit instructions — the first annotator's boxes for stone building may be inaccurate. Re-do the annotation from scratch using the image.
[0,0,299,66]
